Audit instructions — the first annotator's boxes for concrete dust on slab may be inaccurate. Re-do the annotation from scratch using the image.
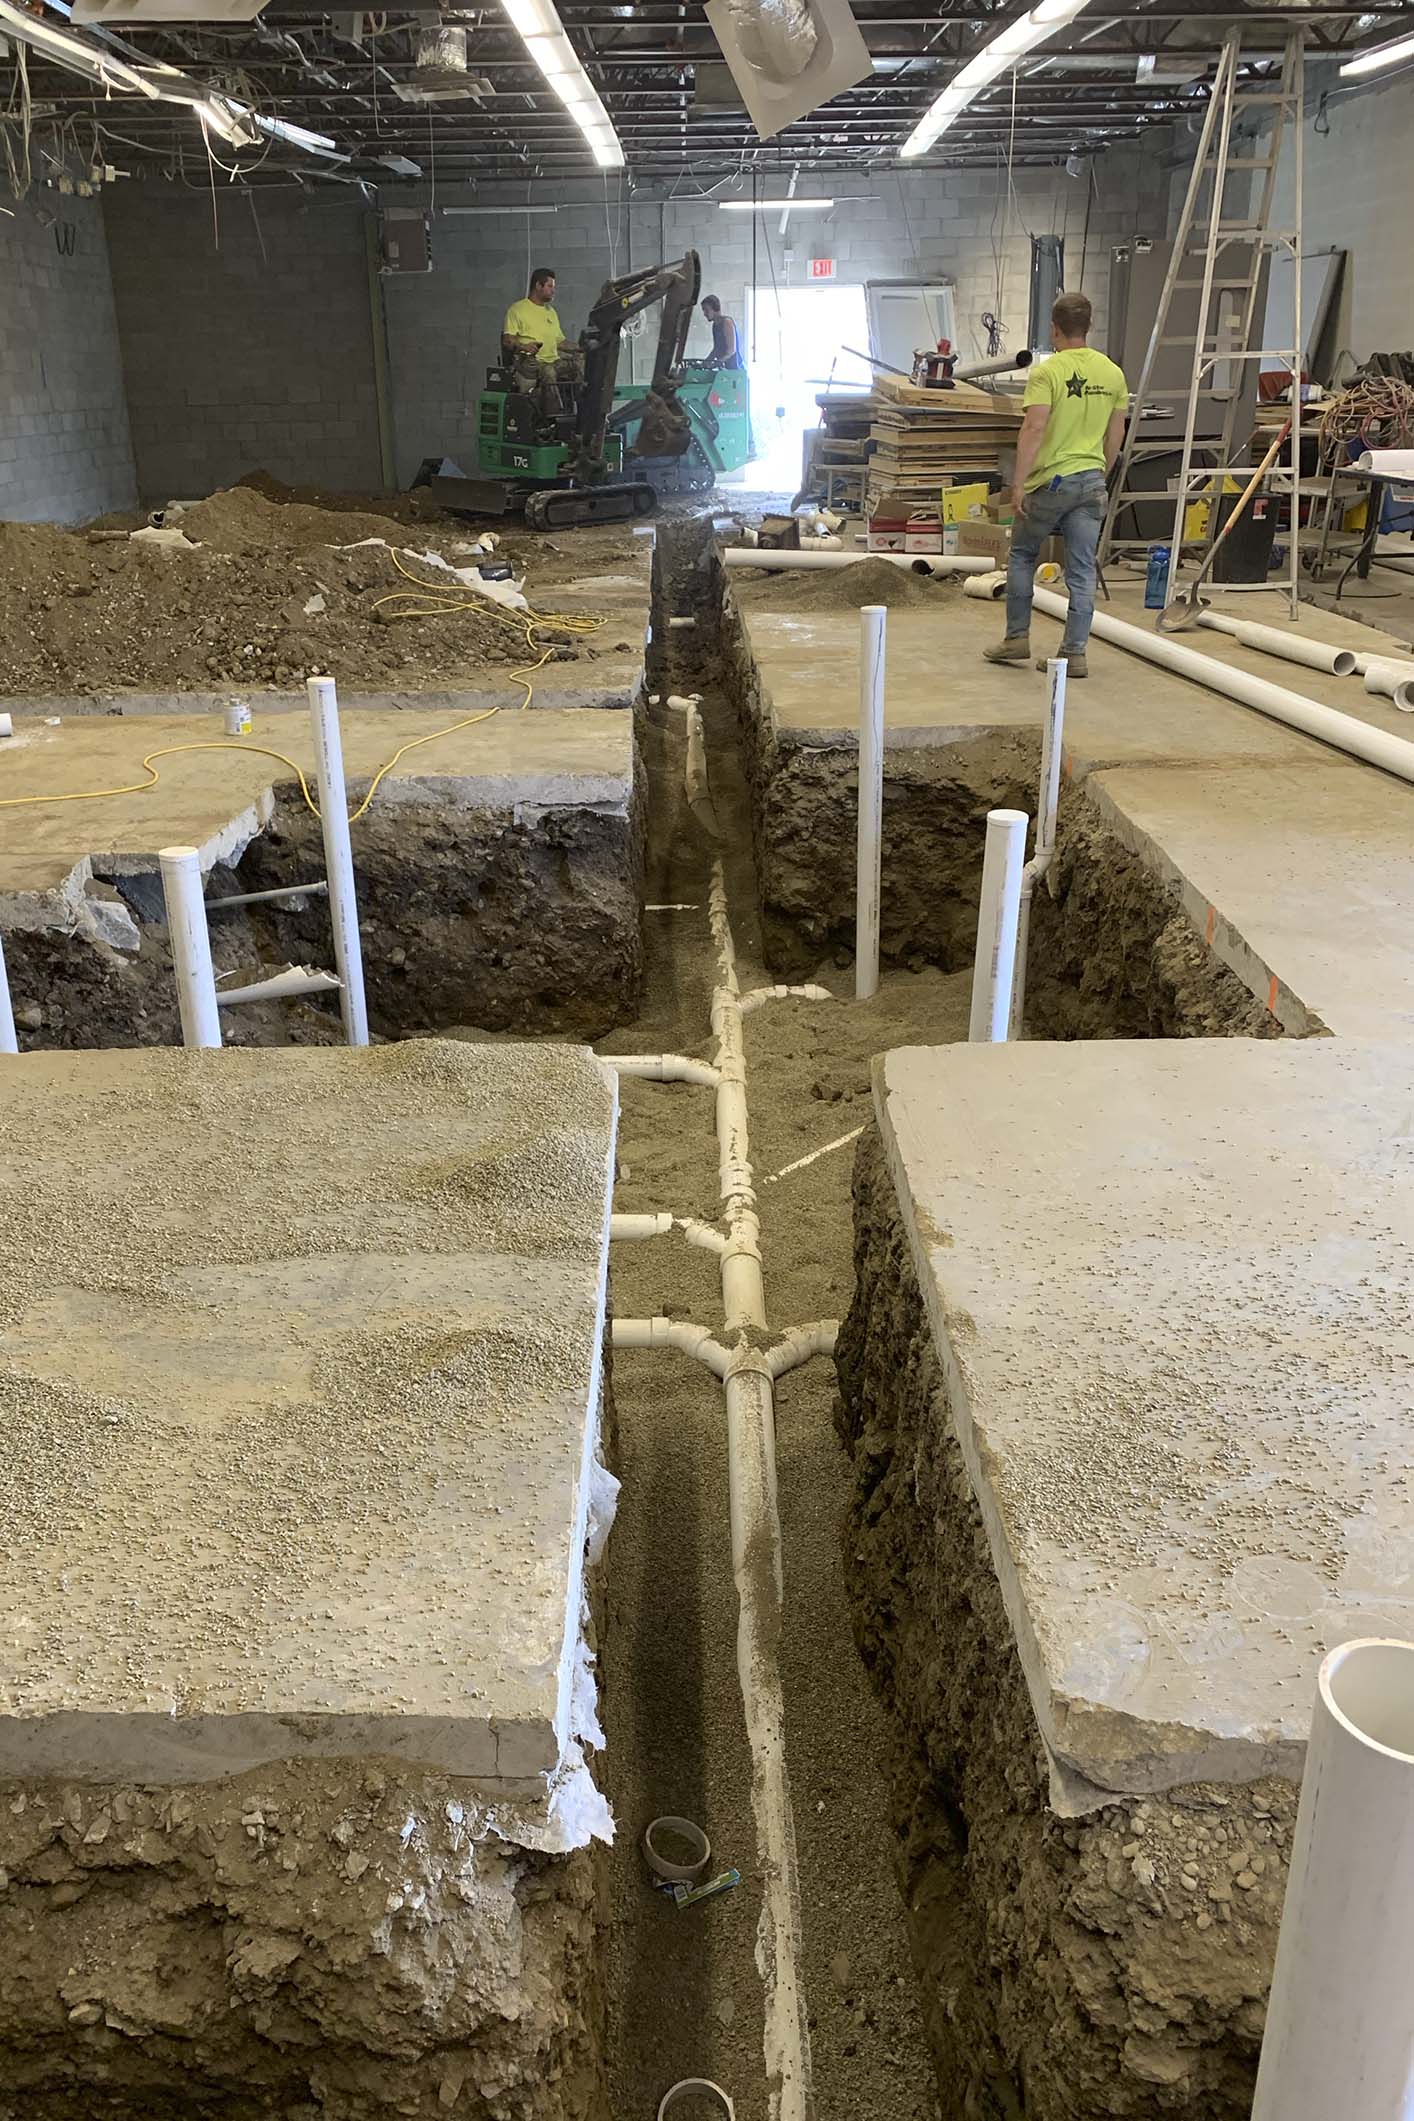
[0,1039,617,1793]
[870,1037,1414,1796]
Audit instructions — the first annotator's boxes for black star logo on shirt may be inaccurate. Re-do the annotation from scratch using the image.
[1064,371,1086,398]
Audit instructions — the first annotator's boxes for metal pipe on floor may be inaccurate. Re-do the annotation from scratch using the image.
[159,845,223,1051]
[0,935,17,1055]
[1031,585,1414,787]
[1009,658,1067,1039]
[1195,610,1359,679]
[855,603,886,1001]
[1252,1638,1414,2121]
[306,676,369,1048]
[969,809,1029,1043]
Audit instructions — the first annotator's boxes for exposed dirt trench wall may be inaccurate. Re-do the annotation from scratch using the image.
[836,1129,1297,2120]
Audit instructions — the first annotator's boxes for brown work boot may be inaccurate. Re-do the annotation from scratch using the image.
[983,635,1031,665]
[1037,649,1087,677]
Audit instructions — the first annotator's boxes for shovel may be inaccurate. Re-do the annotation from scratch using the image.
[1156,415,1293,632]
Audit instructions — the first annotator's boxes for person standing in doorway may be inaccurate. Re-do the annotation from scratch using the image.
[503,266,566,366]
[983,291,1127,679]
[701,294,745,371]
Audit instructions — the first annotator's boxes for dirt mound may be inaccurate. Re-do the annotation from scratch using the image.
[732,554,946,613]
[176,485,424,556]
[0,517,578,694]
[236,468,455,527]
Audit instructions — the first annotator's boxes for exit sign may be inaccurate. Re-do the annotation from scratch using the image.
[809,257,835,279]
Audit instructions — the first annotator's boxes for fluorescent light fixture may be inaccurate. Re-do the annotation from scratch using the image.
[443,203,558,214]
[719,197,835,211]
[1339,26,1414,76]
[900,0,1097,157]
[496,0,624,167]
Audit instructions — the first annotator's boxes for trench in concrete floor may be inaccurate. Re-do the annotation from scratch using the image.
[2,513,1291,2118]
[590,518,1301,2121]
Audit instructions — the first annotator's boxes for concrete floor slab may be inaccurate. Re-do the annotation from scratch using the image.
[738,577,1414,770]
[874,1038,1414,1800]
[1086,759,1414,1039]
[0,1039,617,1789]
[0,705,634,896]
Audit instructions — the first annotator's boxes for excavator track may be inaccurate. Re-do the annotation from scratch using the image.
[524,482,659,532]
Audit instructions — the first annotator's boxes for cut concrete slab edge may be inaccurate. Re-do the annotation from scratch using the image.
[871,1052,1306,1816]
[0,685,643,719]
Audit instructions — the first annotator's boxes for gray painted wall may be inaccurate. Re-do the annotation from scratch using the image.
[103,185,385,503]
[96,150,1165,501]
[0,194,136,524]
[1270,64,1414,361]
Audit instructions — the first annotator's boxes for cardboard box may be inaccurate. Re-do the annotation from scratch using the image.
[869,493,943,553]
[957,522,1011,565]
[904,528,943,553]
[941,481,990,525]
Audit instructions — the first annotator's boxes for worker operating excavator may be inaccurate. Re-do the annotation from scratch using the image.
[502,266,583,419]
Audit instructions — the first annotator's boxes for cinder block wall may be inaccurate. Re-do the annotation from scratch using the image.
[1270,63,1414,359]
[102,186,384,502]
[0,195,136,524]
[96,146,1168,501]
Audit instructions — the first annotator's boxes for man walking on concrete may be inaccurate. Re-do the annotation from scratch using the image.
[983,291,1127,679]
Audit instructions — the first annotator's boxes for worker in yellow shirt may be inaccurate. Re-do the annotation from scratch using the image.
[984,290,1128,680]
[503,267,565,365]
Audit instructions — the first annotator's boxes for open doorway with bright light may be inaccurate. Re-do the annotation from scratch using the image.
[741,282,873,489]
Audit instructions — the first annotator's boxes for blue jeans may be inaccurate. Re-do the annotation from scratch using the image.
[1006,468,1107,648]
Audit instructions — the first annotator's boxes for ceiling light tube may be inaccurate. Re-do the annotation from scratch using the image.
[900,0,1098,158]
[719,197,834,211]
[1339,27,1414,76]
[496,0,624,167]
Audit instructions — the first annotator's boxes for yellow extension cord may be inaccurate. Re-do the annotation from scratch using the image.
[0,547,606,825]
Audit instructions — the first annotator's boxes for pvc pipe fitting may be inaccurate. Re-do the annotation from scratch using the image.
[963,569,1008,600]
[642,1816,711,1884]
[659,2083,734,2120]
[1252,1638,1414,2121]
[306,676,369,1048]
[855,603,886,1001]
[159,845,223,1051]
[720,547,992,578]
[969,809,1028,1043]
[1362,657,1414,712]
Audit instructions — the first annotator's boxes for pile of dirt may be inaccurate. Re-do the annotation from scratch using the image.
[235,467,456,526]
[0,503,584,694]
[736,555,946,612]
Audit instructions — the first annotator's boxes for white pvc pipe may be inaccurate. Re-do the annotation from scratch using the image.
[159,845,223,1051]
[1196,610,1359,679]
[1362,658,1414,712]
[1356,448,1414,480]
[216,966,342,1007]
[969,809,1028,1043]
[0,935,17,1054]
[1032,585,1414,787]
[1252,1638,1414,2121]
[611,1316,731,1375]
[1009,658,1067,1038]
[963,569,1008,601]
[610,1212,675,1241]
[611,1053,721,1087]
[721,547,993,578]
[306,676,369,1049]
[855,603,886,1002]
[738,984,833,1015]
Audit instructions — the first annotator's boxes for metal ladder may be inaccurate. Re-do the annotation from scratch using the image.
[1100,27,1305,614]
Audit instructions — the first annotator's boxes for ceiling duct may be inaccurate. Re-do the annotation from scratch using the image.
[392,25,494,101]
[704,0,871,139]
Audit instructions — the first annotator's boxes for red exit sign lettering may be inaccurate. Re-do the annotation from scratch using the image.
[809,257,835,280]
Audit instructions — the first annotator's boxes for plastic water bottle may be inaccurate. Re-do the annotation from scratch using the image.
[1144,544,1171,609]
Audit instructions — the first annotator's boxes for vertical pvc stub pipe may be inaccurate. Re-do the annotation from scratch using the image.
[0,934,18,1054]
[1253,1638,1414,2121]
[159,845,223,1050]
[855,604,886,1001]
[306,675,370,1048]
[969,808,1028,1043]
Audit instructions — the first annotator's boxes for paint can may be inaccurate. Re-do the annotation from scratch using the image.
[225,699,253,737]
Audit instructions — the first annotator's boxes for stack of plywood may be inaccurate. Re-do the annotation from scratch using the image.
[866,375,1024,508]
